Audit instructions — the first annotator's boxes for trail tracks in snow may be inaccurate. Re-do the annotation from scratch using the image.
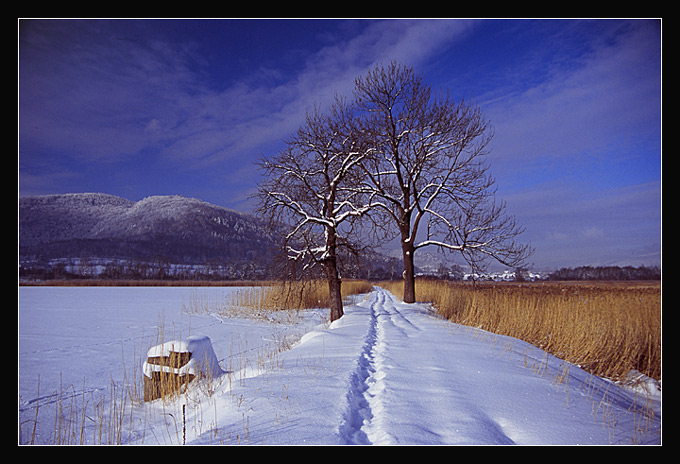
[339,287,389,444]
[339,288,515,445]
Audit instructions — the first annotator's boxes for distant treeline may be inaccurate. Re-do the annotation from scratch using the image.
[547,265,661,281]
[18,253,403,283]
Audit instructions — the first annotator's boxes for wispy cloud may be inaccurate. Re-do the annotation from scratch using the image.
[20,19,477,173]
[484,20,660,166]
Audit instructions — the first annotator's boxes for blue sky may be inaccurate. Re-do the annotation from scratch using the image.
[18,18,661,270]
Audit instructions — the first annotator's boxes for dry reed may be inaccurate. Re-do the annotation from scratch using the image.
[381,279,661,382]
[218,279,374,313]
[261,279,373,310]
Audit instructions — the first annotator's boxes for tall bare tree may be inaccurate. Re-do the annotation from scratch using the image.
[354,62,532,303]
[256,98,373,321]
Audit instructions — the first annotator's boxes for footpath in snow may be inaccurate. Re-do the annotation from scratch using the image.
[146,287,660,445]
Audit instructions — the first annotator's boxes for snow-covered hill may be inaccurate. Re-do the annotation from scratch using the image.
[19,193,401,281]
[19,193,276,266]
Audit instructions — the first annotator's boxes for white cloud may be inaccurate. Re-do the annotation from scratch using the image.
[20,18,482,197]
[481,20,660,167]
[154,19,479,167]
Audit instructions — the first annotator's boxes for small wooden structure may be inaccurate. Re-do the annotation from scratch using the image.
[142,335,222,402]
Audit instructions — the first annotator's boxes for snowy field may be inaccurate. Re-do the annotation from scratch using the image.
[18,285,661,445]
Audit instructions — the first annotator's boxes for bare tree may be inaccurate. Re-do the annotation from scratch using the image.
[256,98,373,321]
[354,62,532,303]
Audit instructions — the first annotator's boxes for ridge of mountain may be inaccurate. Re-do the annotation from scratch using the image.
[19,193,276,267]
[19,193,404,281]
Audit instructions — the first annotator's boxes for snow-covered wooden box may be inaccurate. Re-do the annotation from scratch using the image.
[142,335,222,401]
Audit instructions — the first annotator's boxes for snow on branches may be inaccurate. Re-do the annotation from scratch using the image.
[257,62,532,308]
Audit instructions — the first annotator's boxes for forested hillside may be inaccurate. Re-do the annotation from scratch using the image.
[19,193,401,281]
[19,193,278,280]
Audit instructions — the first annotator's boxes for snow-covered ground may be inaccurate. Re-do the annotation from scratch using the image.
[18,285,661,445]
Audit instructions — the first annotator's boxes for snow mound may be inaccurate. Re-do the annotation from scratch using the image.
[619,369,661,400]
[143,335,223,379]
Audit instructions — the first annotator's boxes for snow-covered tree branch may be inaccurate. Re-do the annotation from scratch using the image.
[256,98,374,321]
[354,62,532,303]
[256,62,532,312]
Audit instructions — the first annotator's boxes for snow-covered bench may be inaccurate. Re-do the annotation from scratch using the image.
[142,335,222,401]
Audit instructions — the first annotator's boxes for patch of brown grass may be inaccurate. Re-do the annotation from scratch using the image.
[252,279,374,311]
[184,279,374,318]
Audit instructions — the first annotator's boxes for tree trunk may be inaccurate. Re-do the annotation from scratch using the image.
[402,242,416,304]
[324,230,344,322]
[325,260,344,322]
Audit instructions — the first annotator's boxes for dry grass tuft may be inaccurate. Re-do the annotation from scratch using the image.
[224,279,374,312]
[263,279,373,310]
